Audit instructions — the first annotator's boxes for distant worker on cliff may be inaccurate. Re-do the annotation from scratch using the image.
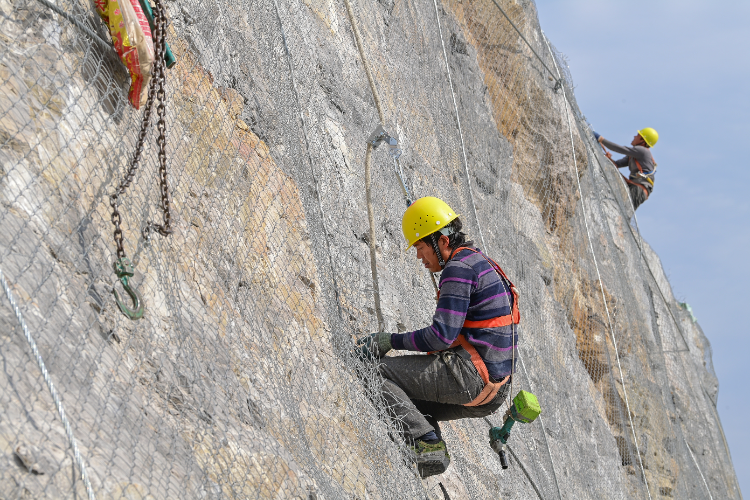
[593,127,659,211]
[355,197,518,478]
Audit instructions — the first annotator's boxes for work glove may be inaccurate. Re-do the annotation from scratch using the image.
[592,131,601,140]
[355,332,393,361]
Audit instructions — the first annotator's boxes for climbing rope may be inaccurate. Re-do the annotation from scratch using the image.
[431,5,563,497]
[584,128,692,352]
[342,0,388,331]
[687,442,715,500]
[0,266,97,500]
[542,34,653,500]
[483,415,546,500]
[518,352,562,500]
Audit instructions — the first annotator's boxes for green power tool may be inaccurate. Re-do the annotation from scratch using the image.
[489,390,541,469]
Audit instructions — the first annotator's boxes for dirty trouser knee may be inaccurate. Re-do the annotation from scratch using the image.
[628,183,648,211]
[378,348,508,439]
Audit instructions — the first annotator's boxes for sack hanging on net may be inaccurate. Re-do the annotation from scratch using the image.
[95,0,155,108]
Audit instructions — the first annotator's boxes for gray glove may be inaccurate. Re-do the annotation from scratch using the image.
[355,332,393,361]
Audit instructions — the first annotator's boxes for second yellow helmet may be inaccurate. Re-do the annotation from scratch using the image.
[638,127,659,147]
[401,197,460,250]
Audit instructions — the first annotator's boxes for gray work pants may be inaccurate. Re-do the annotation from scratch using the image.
[628,183,648,211]
[378,348,510,440]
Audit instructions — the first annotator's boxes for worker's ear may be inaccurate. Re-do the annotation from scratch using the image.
[438,234,451,251]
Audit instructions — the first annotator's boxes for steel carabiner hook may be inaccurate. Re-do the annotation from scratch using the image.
[112,258,144,320]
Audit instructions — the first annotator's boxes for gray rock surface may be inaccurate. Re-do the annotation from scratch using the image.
[0,0,740,498]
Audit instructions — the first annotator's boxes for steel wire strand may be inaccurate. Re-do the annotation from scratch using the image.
[0,266,97,500]
[430,0,486,252]
[33,0,114,53]
[487,0,559,88]
[433,6,562,492]
[270,0,346,326]
[542,34,653,500]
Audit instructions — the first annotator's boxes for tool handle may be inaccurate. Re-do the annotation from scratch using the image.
[498,449,509,469]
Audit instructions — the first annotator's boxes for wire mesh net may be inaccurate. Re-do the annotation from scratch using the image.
[0,0,739,498]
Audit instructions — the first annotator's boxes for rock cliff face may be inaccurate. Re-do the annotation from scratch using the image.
[0,0,740,499]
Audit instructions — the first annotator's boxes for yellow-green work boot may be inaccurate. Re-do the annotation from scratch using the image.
[410,439,450,478]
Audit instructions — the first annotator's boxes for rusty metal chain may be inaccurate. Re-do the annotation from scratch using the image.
[143,0,173,241]
[108,0,171,320]
[109,0,171,261]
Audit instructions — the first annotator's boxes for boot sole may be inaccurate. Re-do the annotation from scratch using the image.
[416,451,450,478]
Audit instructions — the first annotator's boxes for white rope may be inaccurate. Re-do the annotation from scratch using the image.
[686,442,714,500]
[585,130,692,351]
[542,34,652,500]
[430,0,486,252]
[0,266,97,500]
[341,0,388,331]
[580,124,744,499]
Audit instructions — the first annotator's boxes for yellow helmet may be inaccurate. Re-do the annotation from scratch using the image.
[638,127,659,147]
[401,197,460,250]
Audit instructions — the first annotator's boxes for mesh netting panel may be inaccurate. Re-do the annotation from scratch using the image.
[0,0,738,498]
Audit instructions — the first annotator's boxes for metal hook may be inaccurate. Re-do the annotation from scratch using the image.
[112,258,144,320]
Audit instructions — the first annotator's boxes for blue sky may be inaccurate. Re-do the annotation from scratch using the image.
[534,0,749,494]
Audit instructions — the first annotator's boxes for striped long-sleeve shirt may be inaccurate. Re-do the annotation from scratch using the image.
[390,246,519,379]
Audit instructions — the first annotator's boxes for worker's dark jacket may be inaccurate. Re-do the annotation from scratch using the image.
[390,246,518,380]
[600,138,656,195]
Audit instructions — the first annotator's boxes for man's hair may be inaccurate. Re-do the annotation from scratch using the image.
[419,217,467,250]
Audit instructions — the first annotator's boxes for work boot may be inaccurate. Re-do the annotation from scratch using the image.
[410,439,450,478]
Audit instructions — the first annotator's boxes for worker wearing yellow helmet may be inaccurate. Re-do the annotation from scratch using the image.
[593,127,658,210]
[355,196,519,478]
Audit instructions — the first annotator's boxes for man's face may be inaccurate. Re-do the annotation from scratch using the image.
[631,134,645,147]
[414,240,442,273]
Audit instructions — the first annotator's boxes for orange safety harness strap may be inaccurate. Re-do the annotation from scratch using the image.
[623,175,650,198]
[450,247,520,328]
[600,143,655,199]
[435,246,516,406]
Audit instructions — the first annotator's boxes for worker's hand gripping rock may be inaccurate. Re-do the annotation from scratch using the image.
[355,332,393,361]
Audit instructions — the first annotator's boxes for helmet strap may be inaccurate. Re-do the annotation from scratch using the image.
[431,233,446,269]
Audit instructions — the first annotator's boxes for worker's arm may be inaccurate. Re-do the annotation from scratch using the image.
[390,261,474,352]
[600,137,650,162]
[613,156,629,168]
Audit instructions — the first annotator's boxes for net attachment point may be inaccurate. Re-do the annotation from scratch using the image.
[367,125,402,159]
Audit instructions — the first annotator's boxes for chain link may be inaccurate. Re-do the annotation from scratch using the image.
[109,0,172,261]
